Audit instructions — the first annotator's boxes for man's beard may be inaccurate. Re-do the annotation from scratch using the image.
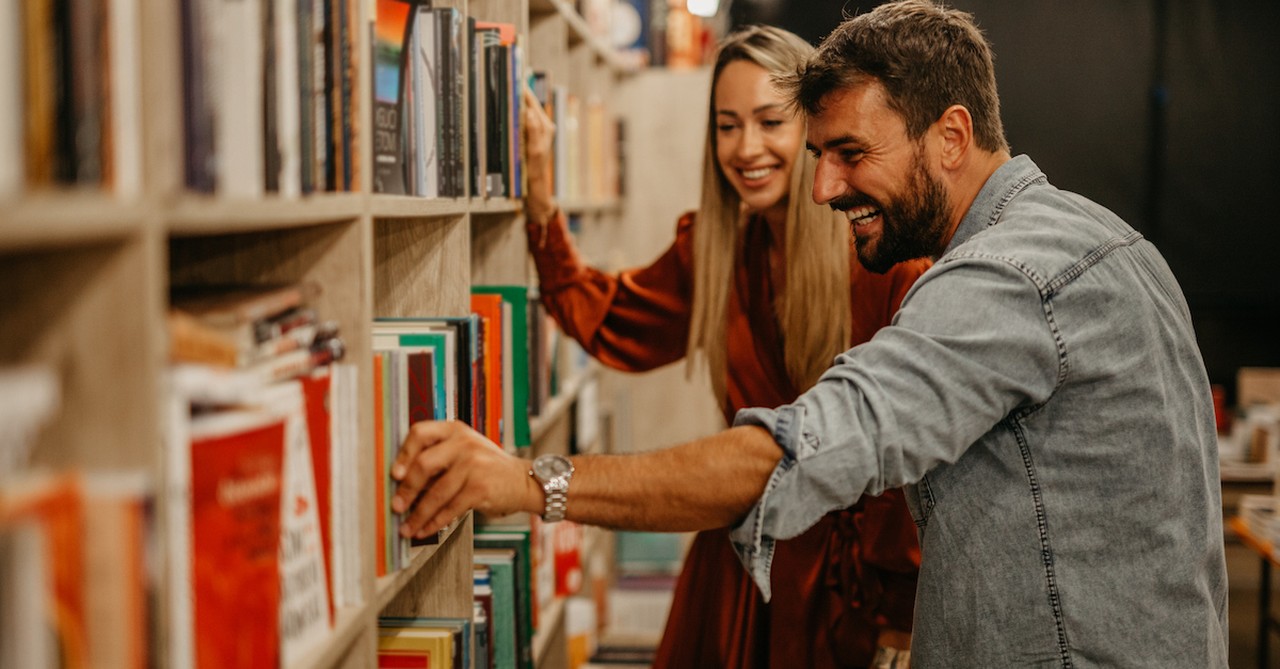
[833,152,951,274]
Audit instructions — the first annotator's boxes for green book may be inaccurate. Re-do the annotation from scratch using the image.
[474,548,518,669]
[475,528,533,669]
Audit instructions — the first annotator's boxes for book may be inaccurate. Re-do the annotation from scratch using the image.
[272,0,303,197]
[0,365,60,475]
[473,548,518,669]
[328,362,363,608]
[372,0,412,194]
[473,566,495,669]
[82,471,152,669]
[109,0,143,197]
[0,0,22,196]
[261,382,332,666]
[475,527,535,669]
[171,283,320,353]
[188,409,288,669]
[470,293,506,446]
[380,616,471,669]
[0,473,88,668]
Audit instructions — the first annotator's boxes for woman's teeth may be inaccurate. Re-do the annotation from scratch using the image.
[742,167,773,180]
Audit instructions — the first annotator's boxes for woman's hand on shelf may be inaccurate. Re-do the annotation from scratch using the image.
[522,86,558,226]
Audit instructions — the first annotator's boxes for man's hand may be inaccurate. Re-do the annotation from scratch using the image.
[389,420,540,539]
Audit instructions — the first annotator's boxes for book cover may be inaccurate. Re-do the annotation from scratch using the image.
[188,410,286,669]
[373,0,412,194]
[373,352,388,577]
[261,382,332,666]
[300,370,336,621]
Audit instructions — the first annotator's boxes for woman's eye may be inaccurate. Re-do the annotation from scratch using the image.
[717,124,737,132]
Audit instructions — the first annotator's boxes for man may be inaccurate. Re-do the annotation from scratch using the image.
[391,1,1229,666]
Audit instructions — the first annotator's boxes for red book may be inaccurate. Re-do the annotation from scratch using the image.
[190,413,286,669]
[300,370,335,621]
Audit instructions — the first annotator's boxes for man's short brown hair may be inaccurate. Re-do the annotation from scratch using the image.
[781,0,1010,153]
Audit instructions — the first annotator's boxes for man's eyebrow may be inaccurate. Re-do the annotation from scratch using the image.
[820,134,863,150]
[806,135,864,154]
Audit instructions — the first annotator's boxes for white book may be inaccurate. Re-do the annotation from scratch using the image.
[163,393,195,669]
[0,524,53,669]
[413,8,439,198]
[329,363,363,608]
[274,0,302,197]
[259,382,332,665]
[109,0,143,198]
[212,0,265,197]
[0,365,59,478]
[0,0,23,197]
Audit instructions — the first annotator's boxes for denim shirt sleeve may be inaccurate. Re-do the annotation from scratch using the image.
[729,254,1063,600]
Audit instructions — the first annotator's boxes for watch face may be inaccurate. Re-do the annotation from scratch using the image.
[533,454,572,480]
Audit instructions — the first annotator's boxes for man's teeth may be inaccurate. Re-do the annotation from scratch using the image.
[845,205,879,224]
[742,167,772,180]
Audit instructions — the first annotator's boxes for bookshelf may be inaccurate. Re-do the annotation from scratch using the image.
[0,0,633,667]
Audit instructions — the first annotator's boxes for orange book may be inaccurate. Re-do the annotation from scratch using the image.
[0,473,89,669]
[189,412,287,669]
[470,293,505,444]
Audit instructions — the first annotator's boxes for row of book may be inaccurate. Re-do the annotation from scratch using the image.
[578,0,711,69]
[373,2,525,199]
[3,0,143,197]
[181,0,360,196]
[528,76,625,203]
[167,282,358,668]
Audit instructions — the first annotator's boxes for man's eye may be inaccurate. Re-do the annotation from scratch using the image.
[841,151,864,163]
[762,119,784,128]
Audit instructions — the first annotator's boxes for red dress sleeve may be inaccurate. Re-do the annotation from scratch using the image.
[527,210,697,372]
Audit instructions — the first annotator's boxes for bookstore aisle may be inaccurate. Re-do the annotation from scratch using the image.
[0,0,721,667]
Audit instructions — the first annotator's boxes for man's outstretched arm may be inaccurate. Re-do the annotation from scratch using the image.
[389,420,784,539]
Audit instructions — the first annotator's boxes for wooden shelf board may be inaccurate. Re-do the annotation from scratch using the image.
[373,513,471,611]
[0,192,147,251]
[370,195,473,219]
[168,192,365,235]
[469,198,522,216]
[287,604,369,669]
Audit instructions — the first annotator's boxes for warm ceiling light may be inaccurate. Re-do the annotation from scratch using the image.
[688,0,720,18]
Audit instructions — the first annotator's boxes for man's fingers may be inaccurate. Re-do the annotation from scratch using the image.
[391,421,458,514]
[401,466,468,537]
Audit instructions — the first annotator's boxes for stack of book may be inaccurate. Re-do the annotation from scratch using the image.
[377,616,472,668]
[166,282,361,668]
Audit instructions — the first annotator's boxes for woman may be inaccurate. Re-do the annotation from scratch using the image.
[522,26,928,669]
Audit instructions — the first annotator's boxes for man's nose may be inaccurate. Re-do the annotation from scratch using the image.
[811,157,843,205]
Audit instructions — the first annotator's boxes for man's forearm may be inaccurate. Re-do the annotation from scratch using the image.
[552,425,784,531]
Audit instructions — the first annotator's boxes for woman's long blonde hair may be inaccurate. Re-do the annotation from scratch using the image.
[687,25,852,403]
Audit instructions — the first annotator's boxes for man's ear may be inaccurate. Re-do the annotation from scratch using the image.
[934,104,974,169]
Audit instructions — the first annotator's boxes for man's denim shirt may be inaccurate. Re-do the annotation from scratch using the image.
[731,156,1228,667]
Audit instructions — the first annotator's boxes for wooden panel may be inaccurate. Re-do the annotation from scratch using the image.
[470,214,531,285]
[374,216,471,317]
[0,237,161,470]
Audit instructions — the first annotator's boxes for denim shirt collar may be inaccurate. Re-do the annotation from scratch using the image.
[941,154,1047,257]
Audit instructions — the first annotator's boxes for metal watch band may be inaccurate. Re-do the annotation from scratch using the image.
[542,483,569,523]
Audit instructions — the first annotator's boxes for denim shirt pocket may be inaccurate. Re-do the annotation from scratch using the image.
[904,475,936,529]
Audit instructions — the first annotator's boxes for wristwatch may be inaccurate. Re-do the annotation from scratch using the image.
[529,454,575,523]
